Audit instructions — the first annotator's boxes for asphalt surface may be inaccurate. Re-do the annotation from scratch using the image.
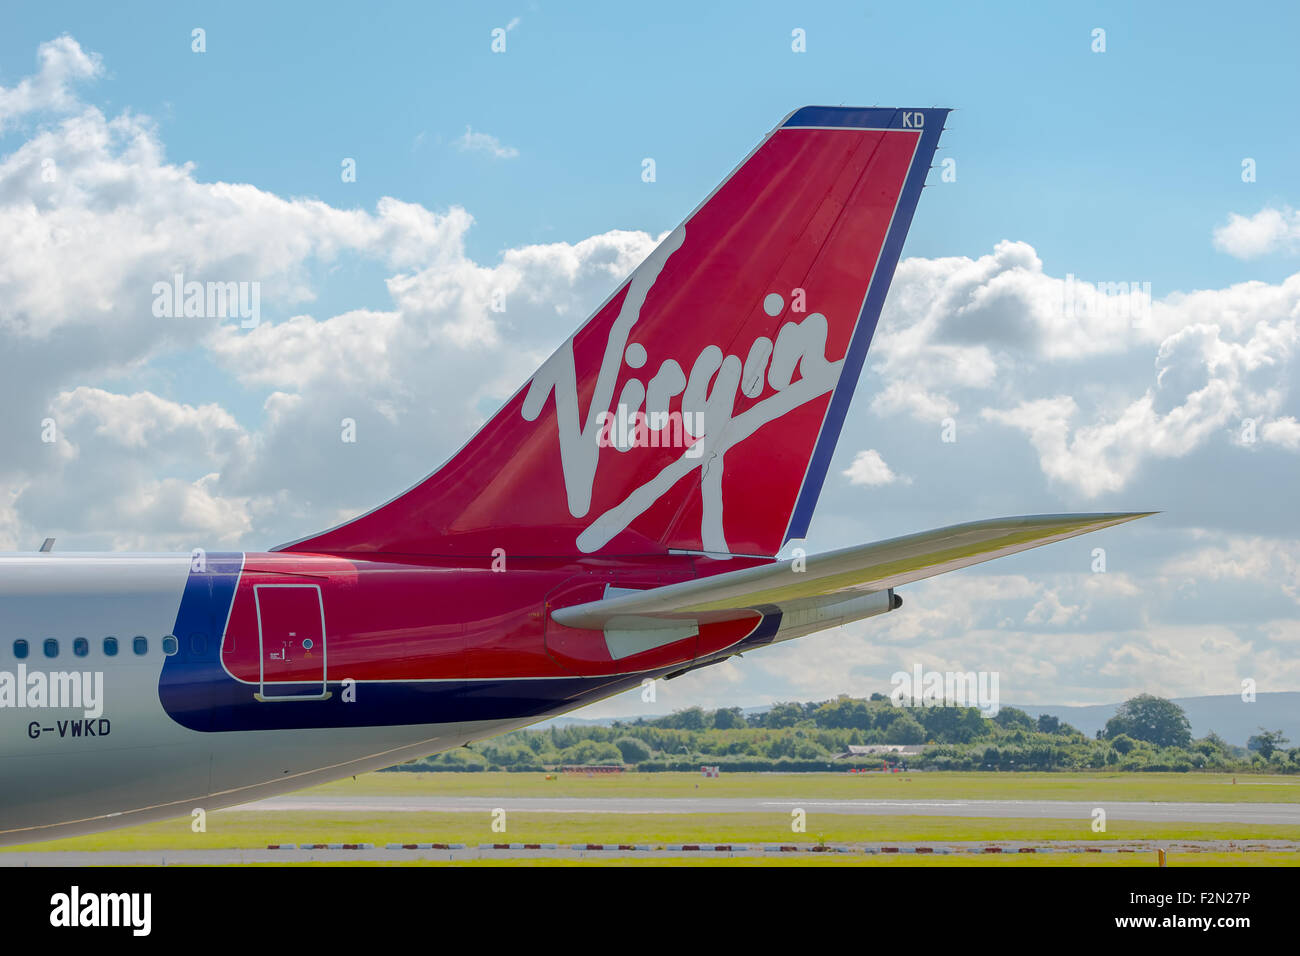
[4,840,1297,866]
[5,795,1295,864]
[231,794,1300,825]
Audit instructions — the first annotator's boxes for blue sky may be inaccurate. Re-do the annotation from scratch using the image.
[5,1,1298,293]
[1,3,1298,715]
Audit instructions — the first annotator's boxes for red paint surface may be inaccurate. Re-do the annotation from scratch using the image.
[221,552,768,682]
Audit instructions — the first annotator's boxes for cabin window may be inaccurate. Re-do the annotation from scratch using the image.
[73,637,89,657]
[43,638,58,658]
[13,639,28,659]
[103,636,118,656]
[132,636,148,656]
[162,635,178,656]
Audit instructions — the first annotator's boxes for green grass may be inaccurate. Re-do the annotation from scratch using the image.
[303,770,1300,803]
[8,771,1293,863]
[8,811,1297,853]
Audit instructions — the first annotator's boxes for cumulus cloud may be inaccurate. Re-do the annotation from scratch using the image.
[869,240,1300,497]
[1161,535,1300,604]
[1261,416,1300,449]
[1025,588,1082,626]
[1213,205,1300,259]
[978,370,1238,498]
[842,449,907,487]
[22,387,259,550]
[873,241,1145,381]
[869,381,957,422]
[0,35,102,129]
[0,36,653,547]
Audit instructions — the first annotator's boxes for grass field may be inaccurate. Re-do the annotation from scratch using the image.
[6,811,1296,853]
[7,771,1296,864]
[304,770,1300,802]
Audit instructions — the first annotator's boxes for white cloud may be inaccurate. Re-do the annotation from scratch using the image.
[1025,588,1082,626]
[0,35,102,130]
[869,242,1300,498]
[978,312,1297,496]
[455,126,519,159]
[1161,535,1300,604]
[0,103,470,343]
[869,381,956,421]
[0,37,661,547]
[842,449,907,487]
[1096,625,1258,698]
[1261,416,1300,450]
[21,387,260,549]
[1213,206,1300,259]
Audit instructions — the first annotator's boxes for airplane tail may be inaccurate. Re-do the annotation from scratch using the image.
[278,107,949,558]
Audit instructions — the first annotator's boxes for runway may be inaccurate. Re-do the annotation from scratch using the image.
[3,795,1293,865]
[231,794,1300,825]
[5,839,1299,866]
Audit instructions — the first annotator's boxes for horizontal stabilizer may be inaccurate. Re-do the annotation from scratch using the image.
[551,512,1153,629]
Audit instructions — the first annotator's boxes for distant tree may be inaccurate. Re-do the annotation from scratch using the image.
[660,707,706,730]
[1194,731,1229,757]
[815,697,872,730]
[483,743,535,767]
[1103,695,1192,749]
[1034,714,1084,737]
[712,707,746,730]
[993,707,1034,731]
[790,738,831,760]
[560,740,624,764]
[762,702,807,729]
[883,712,926,745]
[1109,733,1136,755]
[613,736,652,764]
[873,706,910,732]
[1247,729,1290,760]
[919,706,985,744]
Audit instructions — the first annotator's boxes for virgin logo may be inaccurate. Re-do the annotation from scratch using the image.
[522,226,845,554]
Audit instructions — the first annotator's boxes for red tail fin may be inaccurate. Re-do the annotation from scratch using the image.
[278,107,948,558]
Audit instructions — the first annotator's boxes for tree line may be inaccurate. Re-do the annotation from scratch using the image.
[392,693,1297,773]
